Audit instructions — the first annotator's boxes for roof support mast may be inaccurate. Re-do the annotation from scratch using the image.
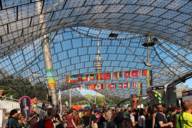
[36,1,57,107]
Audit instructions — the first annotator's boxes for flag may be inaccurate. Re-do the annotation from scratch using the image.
[132,81,137,88]
[130,70,139,78]
[96,84,103,90]
[142,69,148,76]
[127,82,130,89]
[88,84,96,90]
[101,73,111,80]
[112,72,121,80]
[65,75,71,83]
[77,74,82,81]
[108,83,116,89]
[116,83,118,89]
[81,74,89,81]
[70,75,79,83]
[123,83,128,88]
[97,73,102,80]
[124,71,130,79]
[117,83,123,89]
[89,73,95,81]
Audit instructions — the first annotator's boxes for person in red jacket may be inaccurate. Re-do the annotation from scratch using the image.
[44,108,54,128]
[65,109,77,128]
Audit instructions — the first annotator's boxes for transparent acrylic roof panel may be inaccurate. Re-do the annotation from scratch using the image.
[0,26,191,98]
[0,0,192,58]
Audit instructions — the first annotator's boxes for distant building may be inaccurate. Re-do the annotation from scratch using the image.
[0,90,4,97]
[0,100,19,112]
[176,83,190,98]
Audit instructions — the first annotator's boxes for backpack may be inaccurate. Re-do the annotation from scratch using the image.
[38,119,45,128]
[178,113,192,128]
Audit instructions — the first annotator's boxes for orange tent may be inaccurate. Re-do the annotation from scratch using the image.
[71,105,83,111]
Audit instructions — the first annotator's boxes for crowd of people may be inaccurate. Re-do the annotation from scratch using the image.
[5,95,192,128]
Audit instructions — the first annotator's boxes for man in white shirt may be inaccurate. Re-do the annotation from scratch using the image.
[138,109,145,128]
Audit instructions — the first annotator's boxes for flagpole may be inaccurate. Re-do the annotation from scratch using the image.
[150,70,153,86]
[69,89,72,108]
[58,90,62,115]
[95,91,97,104]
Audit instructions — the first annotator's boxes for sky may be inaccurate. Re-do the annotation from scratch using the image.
[0,27,191,96]
[185,78,192,88]
[80,88,102,96]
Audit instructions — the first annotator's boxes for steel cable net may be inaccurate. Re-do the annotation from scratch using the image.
[0,0,192,56]
[0,0,192,98]
[0,26,191,99]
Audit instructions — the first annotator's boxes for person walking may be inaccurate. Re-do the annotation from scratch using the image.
[6,109,20,128]
[138,109,145,128]
[176,95,192,128]
[154,104,173,128]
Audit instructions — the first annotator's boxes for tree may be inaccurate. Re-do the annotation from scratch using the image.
[0,76,48,100]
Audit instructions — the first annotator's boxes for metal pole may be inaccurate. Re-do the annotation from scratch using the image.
[95,91,97,104]
[42,35,57,107]
[150,70,153,86]
[36,1,57,107]
[69,89,72,108]
[58,90,62,115]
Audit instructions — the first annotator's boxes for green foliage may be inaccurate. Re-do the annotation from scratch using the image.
[105,96,122,105]
[73,100,89,105]
[0,76,48,100]
[83,94,105,106]
[153,90,163,104]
